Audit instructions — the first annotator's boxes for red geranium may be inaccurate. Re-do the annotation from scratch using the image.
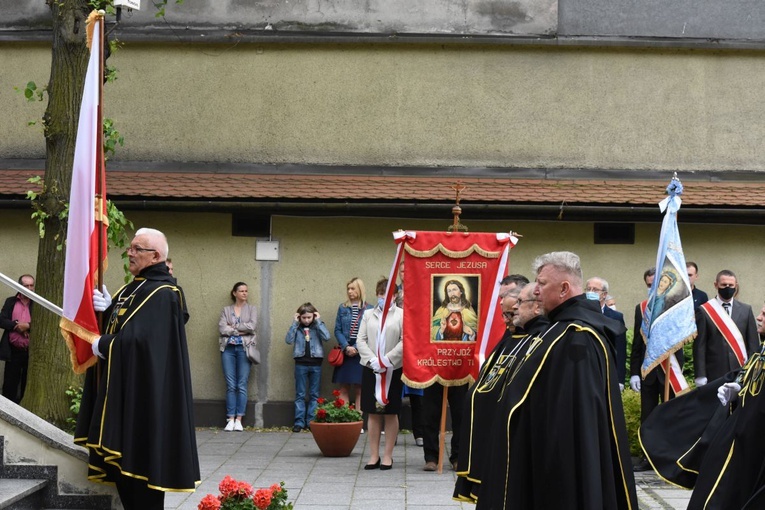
[313,393,362,423]
[218,475,238,498]
[198,494,221,510]
[198,479,292,510]
[254,489,272,510]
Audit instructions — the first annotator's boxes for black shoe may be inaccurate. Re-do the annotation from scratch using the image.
[380,462,393,470]
[633,458,652,472]
[292,425,302,433]
[364,459,381,470]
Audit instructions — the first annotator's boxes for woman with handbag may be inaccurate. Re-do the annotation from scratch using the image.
[218,282,258,432]
[332,277,373,412]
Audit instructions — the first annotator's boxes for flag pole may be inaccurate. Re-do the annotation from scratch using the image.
[96,10,105,309]
[663,358,671,402]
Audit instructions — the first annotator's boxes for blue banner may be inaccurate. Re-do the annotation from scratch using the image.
[641,177,698,376]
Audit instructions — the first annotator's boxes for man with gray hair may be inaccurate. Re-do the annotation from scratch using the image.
[477,251,637,509]
[586,276,628,390]
[75,228,198,509]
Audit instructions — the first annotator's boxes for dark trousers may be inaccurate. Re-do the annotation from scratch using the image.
[421,383,467,463]
[115,476,164,510]
[409,394,424,439]
[2,347,28,404]
[640,374,677,423]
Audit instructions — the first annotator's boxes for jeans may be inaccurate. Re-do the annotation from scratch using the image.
[221,344,250,417]
[294,363,322,428]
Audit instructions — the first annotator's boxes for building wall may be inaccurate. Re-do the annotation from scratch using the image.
[2,43,765,171]
[2,210,763,424]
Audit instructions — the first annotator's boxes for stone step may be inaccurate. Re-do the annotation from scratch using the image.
[0,478,47,509]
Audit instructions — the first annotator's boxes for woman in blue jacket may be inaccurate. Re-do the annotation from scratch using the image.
[285,302,330,432]
[332,277,373,411]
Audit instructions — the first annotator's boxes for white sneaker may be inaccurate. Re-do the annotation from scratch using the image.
[224,420,235,432]
[234,420,244,431]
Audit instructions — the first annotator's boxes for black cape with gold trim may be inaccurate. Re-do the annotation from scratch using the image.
[642,343,765,509]
[638,375,728,490]
[476,295,637,510]
[453,316,550,503]
[74,263,200,492]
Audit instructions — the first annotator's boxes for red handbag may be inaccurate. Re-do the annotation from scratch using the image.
[328,346,345,367]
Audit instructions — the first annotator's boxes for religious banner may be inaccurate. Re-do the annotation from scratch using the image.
[398,230,517,388]
[640,176,696,394]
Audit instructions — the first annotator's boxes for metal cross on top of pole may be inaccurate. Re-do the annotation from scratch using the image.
[447,181,468,233]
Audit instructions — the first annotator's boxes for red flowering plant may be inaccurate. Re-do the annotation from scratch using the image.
[197,477,293,510]
[313,389,363,423]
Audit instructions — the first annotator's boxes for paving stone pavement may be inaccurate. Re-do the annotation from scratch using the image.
[164,429,693,509]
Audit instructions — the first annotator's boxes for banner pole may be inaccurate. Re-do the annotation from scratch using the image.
[438,385,448,474]
[663,358,671,402]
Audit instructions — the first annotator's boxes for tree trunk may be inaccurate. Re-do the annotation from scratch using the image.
[24,0,90,426]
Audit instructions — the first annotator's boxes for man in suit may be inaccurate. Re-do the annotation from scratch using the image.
[629,267,686,472]
[586,277,627,390]
[0,274,35,404]
[686,261,708,311]
[694,269,759,386]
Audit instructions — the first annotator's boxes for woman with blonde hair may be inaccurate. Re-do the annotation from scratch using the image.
[333,277,373,410]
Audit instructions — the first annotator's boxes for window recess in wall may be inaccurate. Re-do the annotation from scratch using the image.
[594,223,635,244]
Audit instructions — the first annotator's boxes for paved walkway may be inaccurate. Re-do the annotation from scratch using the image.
[165,429,693,509]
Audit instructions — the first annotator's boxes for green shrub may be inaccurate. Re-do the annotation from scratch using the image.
[621,389,642,457]
[64,385,82,434]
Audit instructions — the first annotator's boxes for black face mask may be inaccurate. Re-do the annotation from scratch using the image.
[718,286,736,301]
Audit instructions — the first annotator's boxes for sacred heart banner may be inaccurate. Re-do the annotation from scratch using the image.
[397,231,518,388]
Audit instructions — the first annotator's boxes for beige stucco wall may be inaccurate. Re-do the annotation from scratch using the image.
[2,210,763,405]
[2,43,765,171]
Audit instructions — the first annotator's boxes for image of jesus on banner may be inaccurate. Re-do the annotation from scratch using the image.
[431,276,479,342]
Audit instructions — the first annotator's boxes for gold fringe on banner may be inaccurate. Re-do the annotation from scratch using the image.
[401,373,475,389]
[85,10,104,51]
[404,243,501,259]
[94,197,110,227]
[640,331,696,384]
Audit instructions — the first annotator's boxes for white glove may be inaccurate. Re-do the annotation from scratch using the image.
[93,285,112,312]
[630,375,641,392]
[695,377,708,387]
[619,383,625,392]
[368,359,387,374]
[91,336,105,359]
[717,382,741,406]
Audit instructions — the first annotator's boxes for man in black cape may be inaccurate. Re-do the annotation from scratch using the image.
[454,281,549,503]
[74,228,199,509]
[641,302,765,509]
[476,251,637,510]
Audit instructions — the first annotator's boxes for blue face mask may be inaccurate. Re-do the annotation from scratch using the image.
[585,292,601,301]
[378,297,386,309]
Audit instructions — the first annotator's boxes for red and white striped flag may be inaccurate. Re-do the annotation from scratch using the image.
[59,11,108,374]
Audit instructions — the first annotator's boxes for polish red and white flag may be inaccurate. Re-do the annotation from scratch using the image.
[59,11,108,374]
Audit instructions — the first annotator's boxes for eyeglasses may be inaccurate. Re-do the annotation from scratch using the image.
[584,287,603,293]
[127,245,157,254]
[517,298,538,305]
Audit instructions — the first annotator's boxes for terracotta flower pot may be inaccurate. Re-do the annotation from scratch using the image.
[309,421,363,457]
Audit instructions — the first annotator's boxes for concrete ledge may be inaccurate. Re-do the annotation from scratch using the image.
[0,396,117,503]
